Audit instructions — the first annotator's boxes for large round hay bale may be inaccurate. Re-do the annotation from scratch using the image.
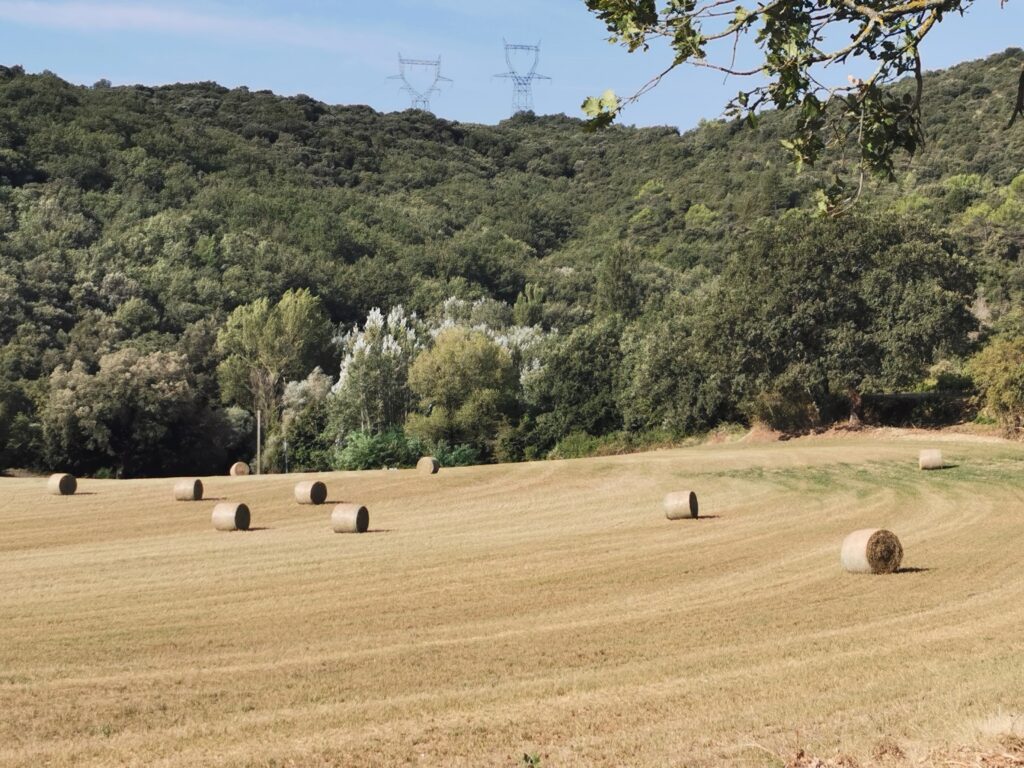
[173,479,203,501]
[841,528,903,574]
[294,480,328,505]
[47,473,77,496]
[212,502,251,532]
[664,490,698,519]
[417,456,440,475]
[331,503,369,534]
[229,461,250,477]
[918,449,943,470]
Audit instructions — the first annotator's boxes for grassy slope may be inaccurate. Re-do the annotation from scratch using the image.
[1,434,1023,767]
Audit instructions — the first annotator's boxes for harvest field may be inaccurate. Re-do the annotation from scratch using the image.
[2,433,1023,767]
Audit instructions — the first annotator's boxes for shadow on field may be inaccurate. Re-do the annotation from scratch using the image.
[897,567,931,574]
[364,529,394,534]
[696,515,721,520]
[245,527,271,532]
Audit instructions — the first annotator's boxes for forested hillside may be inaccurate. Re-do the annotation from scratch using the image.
[2,49,1023,476]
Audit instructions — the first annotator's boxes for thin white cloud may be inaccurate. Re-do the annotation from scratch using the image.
[392,0,565,18]
[0,1,399,55]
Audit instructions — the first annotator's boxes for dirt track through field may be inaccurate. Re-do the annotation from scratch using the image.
[2,435,1023,766]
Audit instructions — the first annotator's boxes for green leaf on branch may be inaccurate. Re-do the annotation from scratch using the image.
[582,89,620,130]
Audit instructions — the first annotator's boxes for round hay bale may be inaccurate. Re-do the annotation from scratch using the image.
[918,449,943,470]
[841,528,903,574]
[173,479,203,502]
[212,502,251,532]
[417,456,440,475]
[229,461,250,477]
[294,480,328,505]
[47,473,77,496]
[664,490,698,519]
[331,503,369,534]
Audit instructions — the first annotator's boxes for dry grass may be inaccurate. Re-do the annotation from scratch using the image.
[1,435,1023,767]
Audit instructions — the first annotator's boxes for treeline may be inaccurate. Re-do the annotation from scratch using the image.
[1,50,1023,476]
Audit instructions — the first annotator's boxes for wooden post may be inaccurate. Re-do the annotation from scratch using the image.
[256,409,262,476]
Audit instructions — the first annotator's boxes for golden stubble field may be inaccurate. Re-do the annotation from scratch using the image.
[1,434,1023,767]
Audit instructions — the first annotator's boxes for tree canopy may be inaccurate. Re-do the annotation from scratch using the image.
[0,56,1022,474]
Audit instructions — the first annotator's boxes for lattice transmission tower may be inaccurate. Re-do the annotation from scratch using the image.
[389,54,451,112]
[495,41,550,115]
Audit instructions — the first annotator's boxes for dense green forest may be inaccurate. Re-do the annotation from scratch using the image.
[2,49,1024,477]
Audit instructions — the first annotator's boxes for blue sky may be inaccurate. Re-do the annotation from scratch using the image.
[0,1,1021,130]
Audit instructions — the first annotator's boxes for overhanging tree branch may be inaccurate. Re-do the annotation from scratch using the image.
[582,0,1017,211]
